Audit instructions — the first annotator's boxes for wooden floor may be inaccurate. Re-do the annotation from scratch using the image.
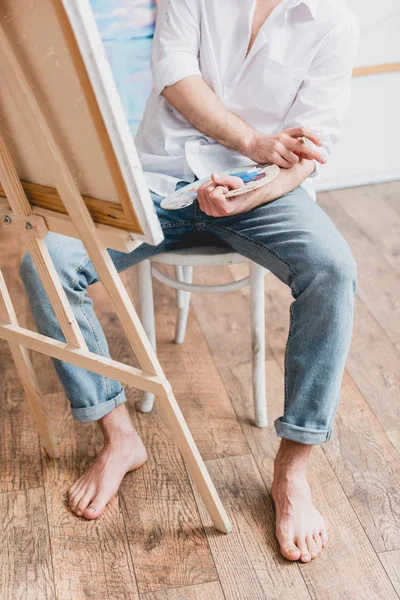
[1,181,400,600]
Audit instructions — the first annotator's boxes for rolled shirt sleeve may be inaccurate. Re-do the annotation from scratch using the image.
[151,0,202,96]
[282,14,360,177]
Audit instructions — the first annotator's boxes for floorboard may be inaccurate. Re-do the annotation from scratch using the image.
[0,487,55,599]
[379,550,400,597]
[140,581,225,600]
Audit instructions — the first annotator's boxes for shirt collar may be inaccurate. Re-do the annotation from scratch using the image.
[294,0,319,20]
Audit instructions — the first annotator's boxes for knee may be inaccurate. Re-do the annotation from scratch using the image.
[20,233,81,292]
[330,247,357,283]
[318,244,358,295]
[299,234,357,295]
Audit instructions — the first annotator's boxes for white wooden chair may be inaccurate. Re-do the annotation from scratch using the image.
[136,246,269,428]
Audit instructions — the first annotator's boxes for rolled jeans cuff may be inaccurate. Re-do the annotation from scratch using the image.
[71,389,127,423]
[274,416,332,445]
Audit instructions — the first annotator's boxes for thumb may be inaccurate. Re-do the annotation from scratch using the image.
[212,172,243,190]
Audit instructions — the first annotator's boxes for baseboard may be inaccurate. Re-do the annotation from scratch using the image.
[315,169,400,192]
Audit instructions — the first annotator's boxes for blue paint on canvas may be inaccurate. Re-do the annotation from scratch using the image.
[90,1,156,134]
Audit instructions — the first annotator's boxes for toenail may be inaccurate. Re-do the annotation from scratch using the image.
[86,507,95,513]
[288,547,297,554]
[303,554,310,561]
[76,510,82,517]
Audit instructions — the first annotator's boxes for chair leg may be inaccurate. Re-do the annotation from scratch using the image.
[174,265,193,344]
[136,260,156,413]
[250,262,268,428]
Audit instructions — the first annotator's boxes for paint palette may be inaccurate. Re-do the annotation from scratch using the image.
[160,164,280,210]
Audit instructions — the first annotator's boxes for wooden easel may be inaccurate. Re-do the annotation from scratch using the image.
[0,19,231,534]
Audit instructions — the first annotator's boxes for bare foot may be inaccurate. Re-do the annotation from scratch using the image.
[271,439,328,563]
[68,404,147,520]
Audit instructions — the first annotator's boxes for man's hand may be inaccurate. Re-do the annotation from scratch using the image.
[197,173,265,217]
[197,173,248,217]
[197,158,317,217]
[246,127,326,168]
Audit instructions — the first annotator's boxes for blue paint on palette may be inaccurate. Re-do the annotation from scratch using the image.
[90,0,157,134]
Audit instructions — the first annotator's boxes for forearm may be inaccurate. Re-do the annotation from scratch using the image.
[162,75,255,155]
[252,159,316,206]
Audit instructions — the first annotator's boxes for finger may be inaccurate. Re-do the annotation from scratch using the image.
[196,185,208,211]
[197,179,212,195]
[210,185,229,201]
[273,153,293,169]
[294,140,326,164]
[284,127,323,147]
[212,173,243,190]
[198,182,216,204]
[293,150,310,160]
[208,191,233,216]
[198,183,218,216]
[279,145,300,166]
[214,199,233,217]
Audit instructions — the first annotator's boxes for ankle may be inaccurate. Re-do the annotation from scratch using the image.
[272,467,308,485]
[99,404,137,445]
[103,426,137,447]
[273,439,312,480]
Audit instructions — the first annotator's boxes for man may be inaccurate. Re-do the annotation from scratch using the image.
[20,0,359,564]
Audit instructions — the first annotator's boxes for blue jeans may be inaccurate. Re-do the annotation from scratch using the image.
[20,184,357,445]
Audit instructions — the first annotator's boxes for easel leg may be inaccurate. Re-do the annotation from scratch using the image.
[7,344,59,459]
[0,270,59,458]
[158,384,232,533]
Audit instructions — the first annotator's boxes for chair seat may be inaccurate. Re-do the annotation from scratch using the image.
[150,245,249,267]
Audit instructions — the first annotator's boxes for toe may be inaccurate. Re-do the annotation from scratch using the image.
[320,528,329,548]
[69,484,91,515]
[297,540,311,563]
[306,535,319,559]
[68,492,79,512]
[313,532,323,552]
[68,478,83,499]
[68,481,84,508]
[83,493,111,520]
[276,527,301,561]
[280,542,301,561]
[68,481,78,496]
[76,492,94,517]
[68,487,77,506]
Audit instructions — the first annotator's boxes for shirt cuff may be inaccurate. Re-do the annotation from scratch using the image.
[153,51,202,96]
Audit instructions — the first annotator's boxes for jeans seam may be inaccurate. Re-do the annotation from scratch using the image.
[200,222,300,297]
[162,221,192,229]
[194,200,201,225]
[78,294,111,399]
[284,302,295,414]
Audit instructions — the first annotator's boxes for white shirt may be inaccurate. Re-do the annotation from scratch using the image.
[136,0,359,200]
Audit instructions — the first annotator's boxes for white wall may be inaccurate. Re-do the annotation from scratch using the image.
[315,0,400,191]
